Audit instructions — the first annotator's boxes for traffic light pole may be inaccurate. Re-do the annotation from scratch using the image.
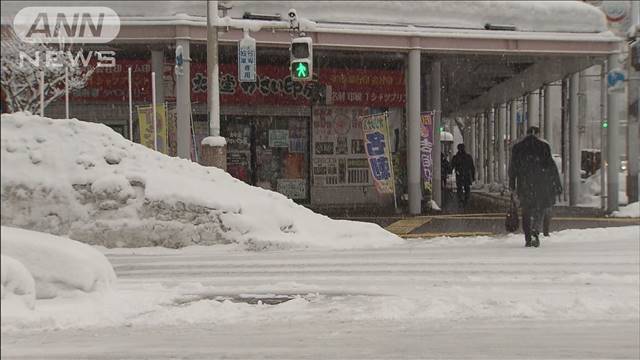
[207,0,221,138]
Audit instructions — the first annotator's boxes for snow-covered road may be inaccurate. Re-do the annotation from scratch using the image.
[2,227,639,359]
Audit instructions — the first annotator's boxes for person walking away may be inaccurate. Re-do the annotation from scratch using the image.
[451,143,475,207]
[509,126,562,247]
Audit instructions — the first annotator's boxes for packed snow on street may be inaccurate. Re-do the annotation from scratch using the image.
[1,113,639,359]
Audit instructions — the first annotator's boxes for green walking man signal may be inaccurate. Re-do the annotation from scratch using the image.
[290,37,313,81]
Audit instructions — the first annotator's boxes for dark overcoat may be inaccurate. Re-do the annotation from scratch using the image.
[451,150,475,186]
[509,135,562,209]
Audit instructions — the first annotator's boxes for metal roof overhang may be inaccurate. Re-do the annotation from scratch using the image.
[112,19,623,116]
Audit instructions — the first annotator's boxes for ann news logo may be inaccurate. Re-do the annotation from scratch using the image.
[12,7,120,68]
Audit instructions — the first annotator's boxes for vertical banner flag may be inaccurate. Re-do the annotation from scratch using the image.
[361,112,395,194]
[137,104,168,154]
[420,111,434,192]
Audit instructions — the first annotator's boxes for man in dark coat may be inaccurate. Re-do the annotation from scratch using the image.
[509,126,562,247]
[451,143,475,206]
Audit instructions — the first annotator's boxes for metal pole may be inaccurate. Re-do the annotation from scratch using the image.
[151,71,158,151]
[207,0,221,137]
[543,84,552,144]
[607,53,623,212]
[176,39,192,159]
[487,108,495,184]
[431,61,442,207]
[600,63,607,211]
[128,67,133,141]
[569,72,580,206]
[478,113,485,184]
[498,104,506,184]
[64,67,69,119]
[39,71,44,117]
[407,49,421,215]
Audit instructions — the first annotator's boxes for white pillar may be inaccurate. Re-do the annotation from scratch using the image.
[176,38,192,159]
[431,61,442,207]
[39,71,44,117]
[487,108,495,184]
[207,0,221,137]
[407,49,422,215]
[600,63,607,210]
[569,73,580,206]
[527,91,540,128]
[470,115,476,161]
[607,53,624,212]
[151,48,165,105]
[64,67,69,119]
[128,67,133,141]
[510,100,518,144]
[498,104,506,184]
[478,113,485,184]
[543,84,552,144]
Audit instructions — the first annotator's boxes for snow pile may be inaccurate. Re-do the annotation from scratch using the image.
[0,113,401,249]
[1,226,116,299]
[1,254,35,310]
[611,202,640,218]
[580,168,628,207]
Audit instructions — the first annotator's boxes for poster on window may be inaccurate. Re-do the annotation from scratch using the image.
[420,111,435,192]
[361,112,395,194]
[137,104,168,154]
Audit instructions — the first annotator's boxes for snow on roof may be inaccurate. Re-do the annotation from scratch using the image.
[1,1,609,34]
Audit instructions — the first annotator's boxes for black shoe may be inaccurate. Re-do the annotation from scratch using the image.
[543,232,550,237]
[525,237,532,247]
[532,234,540,247]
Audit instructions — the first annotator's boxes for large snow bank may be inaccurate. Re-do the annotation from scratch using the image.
[0,1,608,33]
[0,113,401,249]
[1,254,35,309]
[1,226,116,299]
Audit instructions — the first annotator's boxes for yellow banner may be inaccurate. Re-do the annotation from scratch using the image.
[361,112,396,194]
[137,104,168,154]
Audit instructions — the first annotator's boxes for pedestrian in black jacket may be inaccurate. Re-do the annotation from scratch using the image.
[451,143,475,207]
[509,126,562,247]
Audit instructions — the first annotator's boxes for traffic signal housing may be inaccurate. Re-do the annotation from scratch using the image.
[290,37,313,81]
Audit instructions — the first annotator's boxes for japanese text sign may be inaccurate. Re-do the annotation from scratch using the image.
[361,112,395,194]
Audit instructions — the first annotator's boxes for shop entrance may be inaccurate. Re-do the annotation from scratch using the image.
[222,115,310,203]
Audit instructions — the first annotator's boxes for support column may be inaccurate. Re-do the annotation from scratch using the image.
[151,48,165,105]
[510,100,518,144]
[407,48,422,215]
[628,45,640,203]
[498,104,506,184]
[569,73,581,206]
[527,91,539,128]
[478,113,485,184]
[470,115,476,161]
[431,61,443,207]
[628,0,640,203]
[176,38,191,160]
[543,84,552,145]
[607,53,624,212]
[487,108,495,185]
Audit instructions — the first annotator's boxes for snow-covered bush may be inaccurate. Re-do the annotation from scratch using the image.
[0,29,94,114]
[1,254,36,309]
[1,113,402,249]
[1,226,116,299]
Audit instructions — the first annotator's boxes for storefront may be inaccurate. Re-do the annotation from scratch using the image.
[43,46,408,207]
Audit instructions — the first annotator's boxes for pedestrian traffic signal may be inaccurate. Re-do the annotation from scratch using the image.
[290,37,313,81]
[602,121,608,129]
